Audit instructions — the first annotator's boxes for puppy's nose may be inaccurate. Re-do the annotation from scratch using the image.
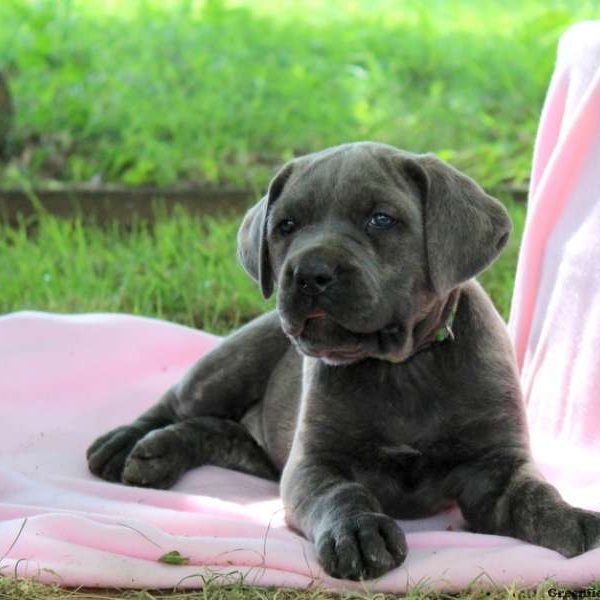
[293,257,337,296]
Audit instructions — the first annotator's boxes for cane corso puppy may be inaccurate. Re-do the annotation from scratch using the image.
[87,142,600,580]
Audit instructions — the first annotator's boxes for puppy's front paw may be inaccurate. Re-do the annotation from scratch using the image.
[122,426,190,489]
[315,512,407,580]
[87,425,146,482]
[533,507,600,557]
[561,509,600,557]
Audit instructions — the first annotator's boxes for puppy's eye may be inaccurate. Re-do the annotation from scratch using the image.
[276,218,297,236]
[368,212,397,230]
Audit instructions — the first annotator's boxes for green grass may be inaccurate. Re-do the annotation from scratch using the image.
[0,195,524,333]
[1,0,598,190]
[1,575,596,600]
[1,208,271,334]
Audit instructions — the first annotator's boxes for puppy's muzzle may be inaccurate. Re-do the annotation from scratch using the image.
[292,255,338,297]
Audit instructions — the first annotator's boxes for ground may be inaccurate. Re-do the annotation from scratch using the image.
[2,575,597,600]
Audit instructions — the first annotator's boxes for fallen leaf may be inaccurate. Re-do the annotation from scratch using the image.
[158,550,190,565]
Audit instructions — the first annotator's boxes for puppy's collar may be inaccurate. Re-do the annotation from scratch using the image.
[380,290,460,364]
[433,303,457,343]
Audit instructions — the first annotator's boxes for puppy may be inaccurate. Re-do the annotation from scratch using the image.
[88,142,600,580]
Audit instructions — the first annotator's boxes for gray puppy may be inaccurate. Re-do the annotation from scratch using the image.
[87,142,600,580]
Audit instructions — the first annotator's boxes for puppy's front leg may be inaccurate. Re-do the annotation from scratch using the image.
[282,460,407,580]
[281,359,407,581]
[456,452,600,556]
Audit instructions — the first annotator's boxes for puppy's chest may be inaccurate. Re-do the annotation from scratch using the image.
[354,364,470,467]
[347,376,471,517]
[349,383,472,514]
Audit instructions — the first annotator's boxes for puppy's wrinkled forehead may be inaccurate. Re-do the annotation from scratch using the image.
[272,144,421,225]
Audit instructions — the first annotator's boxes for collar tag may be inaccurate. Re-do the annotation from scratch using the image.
[434,309,456,343]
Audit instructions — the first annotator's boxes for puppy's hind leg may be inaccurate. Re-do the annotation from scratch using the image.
[87,310,290,486]
[122,416,279,488]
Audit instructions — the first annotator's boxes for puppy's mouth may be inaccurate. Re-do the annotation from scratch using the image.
[281,308,324,337]
[284,309,371,364]
[282,307,346,337]
[305,308,327,322]
[281,305,377,338]
[280,302,417,365]
[296,338,367,365]
[301,348,368,366]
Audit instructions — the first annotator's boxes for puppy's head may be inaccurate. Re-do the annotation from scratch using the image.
[238,142,511,365]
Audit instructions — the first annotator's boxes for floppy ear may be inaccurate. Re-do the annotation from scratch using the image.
[237,162,294,299]
[408,153,512,295]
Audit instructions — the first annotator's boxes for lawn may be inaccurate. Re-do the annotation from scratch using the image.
[0,1,597,598]
[1,0,598,191]
[2,575,592,600]
[1,0,594,330]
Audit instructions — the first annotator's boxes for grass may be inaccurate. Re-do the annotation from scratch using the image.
[1,208,270,333]
[1,574,596,600]
[0,194,524,333]
[1,0,599,190]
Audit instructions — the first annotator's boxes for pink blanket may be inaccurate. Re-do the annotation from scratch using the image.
[1,22,599,593]
[508,21,600,484]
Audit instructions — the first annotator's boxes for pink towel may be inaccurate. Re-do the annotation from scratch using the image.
[1,22,599,593]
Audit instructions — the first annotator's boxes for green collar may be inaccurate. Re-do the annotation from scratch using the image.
[434,304,457,343]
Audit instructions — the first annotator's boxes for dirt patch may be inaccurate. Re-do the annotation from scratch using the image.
[0,72,13,156]
[0,185,254,224]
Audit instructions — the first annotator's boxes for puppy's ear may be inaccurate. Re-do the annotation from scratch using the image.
[237,162,294,299]
[407,153,512,295]
[237,198,267,288]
